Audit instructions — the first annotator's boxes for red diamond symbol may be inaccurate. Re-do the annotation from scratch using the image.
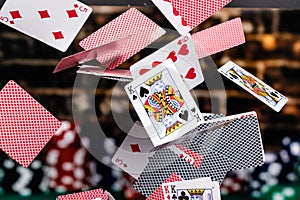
[74,4,79,8]
[52,31,64,40]
[9,20,14,24]
[130,144,141,152]
[66,9,78,18]
[10,10,22,19]
[38,10,50,19]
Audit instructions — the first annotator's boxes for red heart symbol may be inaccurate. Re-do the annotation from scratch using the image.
[152,61,162,67]
[177,39,182,45]
[181,17,188,26]
[139,68,151,75]
[173,7,179,16]
[178,44,189,56]
[167,51,177,62]
[185,68,196,79]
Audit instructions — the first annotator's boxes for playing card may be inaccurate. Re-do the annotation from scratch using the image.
[151,0,231,35]
[79,8,166,70]
[103,191,116,200]
[111,121,155,179]
[0,80,62,168]
[146,173,183,200]
[191,111,265,170]
[0,0,92,52]
[162,178,221,200]
[56,188,107,200]
[191,18,245,58]
[130,35,204,90]
[77,65,133,82]
[53,35,133,73]
[133,145,231,197]
[125,59,204,147]
[218,61,288,112]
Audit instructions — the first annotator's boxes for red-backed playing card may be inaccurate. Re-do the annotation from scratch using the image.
[53,35,132,73]
[151,0,232,35]
[0,80,62,168]
[57,188,107,200]
[191,18,245,58]
[79,8,166,70]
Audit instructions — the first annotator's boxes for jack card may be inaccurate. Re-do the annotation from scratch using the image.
[125,59,204,147]
[0,0,92,52]
[218,61,288,112]
[130,35,204,90]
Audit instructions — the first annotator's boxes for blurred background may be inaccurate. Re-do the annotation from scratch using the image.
[0,3,300,200]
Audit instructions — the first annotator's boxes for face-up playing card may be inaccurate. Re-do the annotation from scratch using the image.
[56,188,107,200]
[191,18,245,58]
[125,59,204,147]
[146,173,183,200]
[130,35,204,90]
[111,121,155,179]
[133,145,231,197]
[77,65,133,82]
[162,178,221,200]
[151,0,232,35]
[218,61,288,112]
[53,35,133,73]
[79,8,166,70]
[0,0,92,52]
[0,80,62,168]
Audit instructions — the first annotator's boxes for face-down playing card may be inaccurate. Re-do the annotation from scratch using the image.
[191,18,245,58]
[151,0,232,35]
[218,61,288,112]
[0,80,62,168]
[162,178,221,200]
[190,111,265,171]
[56,188,107,200]
[125,59,204,147]
[130,35,204,90]
[53,35,133,73]
[79,8,166,70]
[0,0,92,52]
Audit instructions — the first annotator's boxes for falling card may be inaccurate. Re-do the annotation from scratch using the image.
[125,59,204,147]
[130,35,204,89]
[79,8,166,70]
[57,188,107,200]
[133,146,230,197]
[218,61,288,112]
[111,121,155,179]
[0,0,92,52]
[151,0,232,35]
[162,178,221,200]
[53,35,133,73]
[191,18,245,58]
[77,65,133,82]
[0,80,62,168]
